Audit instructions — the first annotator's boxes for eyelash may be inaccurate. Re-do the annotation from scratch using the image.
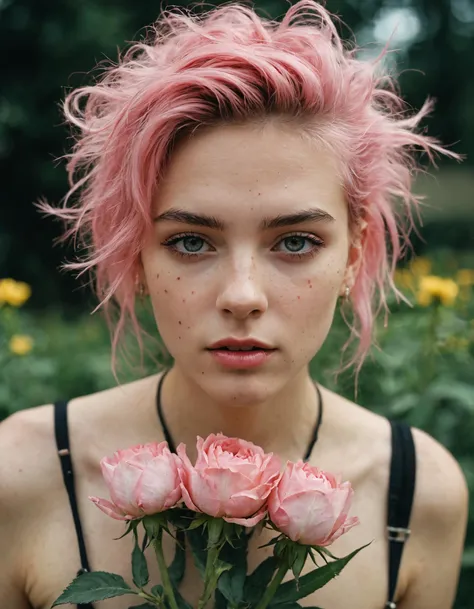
[161,232,324,260]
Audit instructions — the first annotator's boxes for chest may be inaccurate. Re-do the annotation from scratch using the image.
[27,466,407,609]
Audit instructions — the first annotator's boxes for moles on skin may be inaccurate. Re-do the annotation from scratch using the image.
[139,120,362,413]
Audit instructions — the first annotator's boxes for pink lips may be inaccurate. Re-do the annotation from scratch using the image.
[207,337,276,369]
[208,337,274,350]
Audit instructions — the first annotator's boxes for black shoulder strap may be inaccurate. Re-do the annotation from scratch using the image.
[386,420,416,608]
[54,400,92,576]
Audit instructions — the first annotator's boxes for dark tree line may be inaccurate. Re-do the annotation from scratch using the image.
[1,0,473,309]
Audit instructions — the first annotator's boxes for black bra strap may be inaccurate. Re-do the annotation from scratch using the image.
[54,400,92,575]
[386,420,416,608]
[156,370,175,452]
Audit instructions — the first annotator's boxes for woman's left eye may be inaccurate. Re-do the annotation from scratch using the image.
[273,234,323,257]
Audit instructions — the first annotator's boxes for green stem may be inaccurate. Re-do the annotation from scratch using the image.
[255,562,288,609]
[197,518,224,609]
[197,541,220,609]
[138,589,165,607]
[153,529,179,609]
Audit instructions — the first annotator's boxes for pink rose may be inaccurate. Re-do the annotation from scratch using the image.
[89,442,182,520]
[268,461,359,546]
[177,434,281,527]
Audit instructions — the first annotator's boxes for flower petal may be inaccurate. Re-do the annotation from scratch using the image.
[108,461,144,515]
[89,496,130,521]
[136,455,181,514]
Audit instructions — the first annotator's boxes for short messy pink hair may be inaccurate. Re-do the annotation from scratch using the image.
[41,0,457,373]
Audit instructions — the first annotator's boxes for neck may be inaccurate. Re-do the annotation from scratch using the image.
[160,366,321,462]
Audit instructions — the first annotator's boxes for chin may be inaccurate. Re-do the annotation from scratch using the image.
[196,367,287,406]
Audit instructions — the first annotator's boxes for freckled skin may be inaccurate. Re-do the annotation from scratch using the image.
[140,121,362,406]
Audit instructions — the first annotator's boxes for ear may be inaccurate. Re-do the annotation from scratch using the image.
[340,219,367,296]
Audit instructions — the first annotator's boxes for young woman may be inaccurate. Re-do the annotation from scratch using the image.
[0,2,468,608]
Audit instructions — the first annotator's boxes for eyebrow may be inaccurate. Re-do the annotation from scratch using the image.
[153,207,335,230]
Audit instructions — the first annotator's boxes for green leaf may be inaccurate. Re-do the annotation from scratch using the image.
[167,507,196,530]
[270,543,370,606]
[313,546,338,561]
[258,533,283,550]
[214,588,228,609]
[132,530,149,588]
[51,571,135,606]
[114,518,139,541]
[244,556,278,605]
[142,513,168,539]
[169,529,186,587]
[151,584,164,596]
[129,604,156,609]
[216,535,248,605]
[291,546,308,582]
[187,514,210,530]
[141,531,150,552]
[426,380,474,412]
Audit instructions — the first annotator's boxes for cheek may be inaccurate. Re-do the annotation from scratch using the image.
[147,273,206,341]
[274,260,345,352]
[277,260,344,316]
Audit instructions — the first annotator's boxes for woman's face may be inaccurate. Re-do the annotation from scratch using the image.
[141,120,359,404]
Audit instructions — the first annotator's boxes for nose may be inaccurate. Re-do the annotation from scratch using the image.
[216,257,268,320]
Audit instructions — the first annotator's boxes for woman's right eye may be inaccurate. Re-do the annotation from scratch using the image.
[162,234,214,257]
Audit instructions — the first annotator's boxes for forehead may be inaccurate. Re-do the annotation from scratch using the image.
[154,121,347,222]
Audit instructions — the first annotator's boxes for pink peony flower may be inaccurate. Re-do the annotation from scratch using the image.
[268,461,359,546]
[177,434,281,527]
[89,442,182,520]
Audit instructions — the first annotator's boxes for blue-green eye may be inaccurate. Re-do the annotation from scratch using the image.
[179,236,206,253]
[274,234,323,256]
[283,236,307,252]
[162,233,213,257]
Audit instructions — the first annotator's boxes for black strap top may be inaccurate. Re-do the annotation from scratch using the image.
[54,400,416,609]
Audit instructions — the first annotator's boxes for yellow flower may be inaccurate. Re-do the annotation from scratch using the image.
[0,278,32,307]
[409,256,432,277]
[456,269,474,287]
[9,335,34,356]
[416,276,459,307]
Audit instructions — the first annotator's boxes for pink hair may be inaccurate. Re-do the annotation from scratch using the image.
[40,0,458,374]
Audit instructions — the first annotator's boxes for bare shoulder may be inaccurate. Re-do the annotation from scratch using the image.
[410,426,468,524]
[0,406,60,605]
[399,426,469,608]
[325,391,469,607]
[0,374,158,503]
[0,405,57,509]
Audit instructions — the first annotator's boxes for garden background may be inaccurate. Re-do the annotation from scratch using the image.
[1,0,473,606]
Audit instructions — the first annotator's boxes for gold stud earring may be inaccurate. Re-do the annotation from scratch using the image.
[136,275,145,299]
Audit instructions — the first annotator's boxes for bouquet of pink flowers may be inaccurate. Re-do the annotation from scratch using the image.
[53,434,368,609]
